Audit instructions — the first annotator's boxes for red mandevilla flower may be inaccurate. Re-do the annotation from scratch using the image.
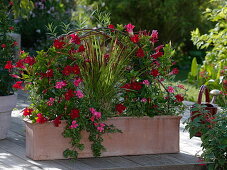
[64,89,74,100]
[24,56,36,66]
[62,65,72,76]
[12,81,23,89]
[46,69,54,77]
[15,59,25,69]
[175,94,184,102]
[53,115,62,127]
[121,83,132,91]
[69,109,80,119]
[130,34,139,43]
[9,1,14,6]
[9,26,14,30]
[13,41,18,46]
[108,24,115,29]
[131,82,143,91]
[1,44,6,48]
[53,39,65,49]
[72,65,80,75]
[77,45,85,52]
[151,51,163,59]
[70,34,81,45]
[23,108,33,116]
[4,61,14,69]
[136,48,145,57]
[115,104,126,114]
[150,69,159,77]
[36,113,47,124]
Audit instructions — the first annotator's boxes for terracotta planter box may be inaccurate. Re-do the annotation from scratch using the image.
[25,116,181,160]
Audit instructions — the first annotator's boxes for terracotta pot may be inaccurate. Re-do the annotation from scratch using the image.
[0,94,17,140]
[25,116,181,160]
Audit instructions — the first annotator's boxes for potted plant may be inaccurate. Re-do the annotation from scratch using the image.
[12,19,186,160]
[0,1,18,140]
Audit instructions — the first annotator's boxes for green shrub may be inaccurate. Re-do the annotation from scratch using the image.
[190,0,227,106]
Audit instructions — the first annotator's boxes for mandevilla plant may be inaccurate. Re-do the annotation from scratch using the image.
[185,105,227,170]
[9,22,186,158]
[0,0,18,96]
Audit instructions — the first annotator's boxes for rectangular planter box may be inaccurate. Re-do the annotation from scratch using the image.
[25,116,181,160]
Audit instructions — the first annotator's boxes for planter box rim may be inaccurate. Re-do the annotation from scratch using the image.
[24,115,182,125]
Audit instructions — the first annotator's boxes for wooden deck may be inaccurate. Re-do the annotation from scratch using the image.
[0,92,208,169]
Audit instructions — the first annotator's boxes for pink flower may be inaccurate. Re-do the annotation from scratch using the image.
[89,108,101,119]
[55,81,67,89]
[75,90,84,98]
[10,74,20,79]
[47,97,55,106]
[155,45,164,52]
[73,78,83,87]
[150,30,158,43]
[124,24,135,35]
[69,120,79,129]
[169,68,179,75]
[142,80,150,85]
[177,84,185,89]
[141,98,147,103]
[167,86,175,93]
[153,60,160,66]
[151,51,163,59]
[97,123,105,132]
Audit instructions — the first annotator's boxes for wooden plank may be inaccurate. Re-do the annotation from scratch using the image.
[122,153,200,166]
[79,157,123,169]
[56,159,93,170]
[0,147,43,169]
[79,156,141,169]
[9,121,25,136]
[7,130,26,147]
[0,139,68,170]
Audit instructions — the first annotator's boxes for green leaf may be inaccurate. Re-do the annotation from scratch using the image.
[190,57,198,77]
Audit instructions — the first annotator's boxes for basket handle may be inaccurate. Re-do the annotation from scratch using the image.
[197,85,210,104]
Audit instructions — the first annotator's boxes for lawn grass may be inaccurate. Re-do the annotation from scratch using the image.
[172,67,200,102]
